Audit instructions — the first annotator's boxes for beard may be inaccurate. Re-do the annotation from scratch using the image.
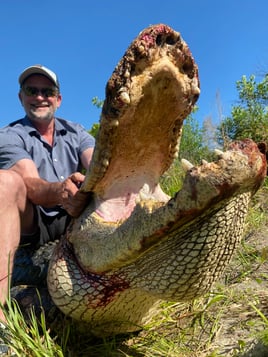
[27,106,56,124]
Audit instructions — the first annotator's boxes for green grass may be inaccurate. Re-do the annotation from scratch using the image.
[0,299,63,356]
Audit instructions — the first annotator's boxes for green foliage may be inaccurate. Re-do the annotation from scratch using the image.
[161,114,214,196]
[88,123,99,138]
[91,96,104,109]
[0,298,64,356]
[217,74,268,147]
[179,114,214,164]
[88,97,103,138]
[160,161,185,196]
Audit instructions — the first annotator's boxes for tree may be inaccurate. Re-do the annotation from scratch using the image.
[217,74,268,148]
[161,113,213,195]
[179,114,213,164]
[88,97,103,138]
[88,123,99,138]
[91,96,104,109]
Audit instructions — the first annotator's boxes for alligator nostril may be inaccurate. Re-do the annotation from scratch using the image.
[156,34,178,46]
[166,35,177,45]
[156,34,162,46]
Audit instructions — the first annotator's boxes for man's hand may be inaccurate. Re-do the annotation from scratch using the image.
[18,162,91,217]
[61,172,91,217]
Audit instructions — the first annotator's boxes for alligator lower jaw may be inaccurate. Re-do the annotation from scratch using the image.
[68,139,266,274]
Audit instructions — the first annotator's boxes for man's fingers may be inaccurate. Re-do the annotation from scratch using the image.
[70,172,85,184]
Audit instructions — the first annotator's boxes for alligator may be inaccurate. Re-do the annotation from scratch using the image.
[12,24,267,336]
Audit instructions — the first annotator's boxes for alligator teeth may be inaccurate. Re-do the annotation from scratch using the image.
[124,69,130,78]
[136,183,153,202]
[192,77,200,95]
[175,143,180,152]
[214,149,224,158]
[201,159,208,165]
[138,44,145,54]
[102,159,109,167]
[119,91,130,104]
[181,158,194,171]
[110,119,119,127]
[136,191,148,202]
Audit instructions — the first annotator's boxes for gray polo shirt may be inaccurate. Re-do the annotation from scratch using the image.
[0,116,95,215]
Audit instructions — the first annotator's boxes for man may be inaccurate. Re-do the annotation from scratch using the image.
[0,65,95,323]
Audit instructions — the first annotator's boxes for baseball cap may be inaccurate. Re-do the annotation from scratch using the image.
[19,64,60,88]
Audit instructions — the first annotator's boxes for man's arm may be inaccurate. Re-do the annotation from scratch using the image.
[10,158,88,217]
[80,147,94,170]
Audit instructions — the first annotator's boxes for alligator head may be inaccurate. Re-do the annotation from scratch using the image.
[47,24,267,336]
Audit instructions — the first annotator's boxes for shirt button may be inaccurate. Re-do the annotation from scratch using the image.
[60,176,64,180]
[54,158,58,162]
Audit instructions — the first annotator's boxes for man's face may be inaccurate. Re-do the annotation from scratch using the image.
[19,74,62,124]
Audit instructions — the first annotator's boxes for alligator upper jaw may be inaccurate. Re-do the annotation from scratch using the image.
[80,24,200,219]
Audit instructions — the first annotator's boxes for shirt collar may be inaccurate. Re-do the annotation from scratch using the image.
[23,116,67,136]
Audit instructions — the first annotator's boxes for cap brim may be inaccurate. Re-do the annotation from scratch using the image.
[19,66,59,88]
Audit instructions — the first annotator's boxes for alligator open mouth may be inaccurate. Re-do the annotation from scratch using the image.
[47,24,266,336]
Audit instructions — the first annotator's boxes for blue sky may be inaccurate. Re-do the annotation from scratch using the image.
[1,0,267,131]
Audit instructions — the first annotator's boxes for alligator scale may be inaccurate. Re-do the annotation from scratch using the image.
[16,24,267,336]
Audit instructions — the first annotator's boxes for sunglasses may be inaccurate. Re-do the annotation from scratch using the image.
[22,86,58,98]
